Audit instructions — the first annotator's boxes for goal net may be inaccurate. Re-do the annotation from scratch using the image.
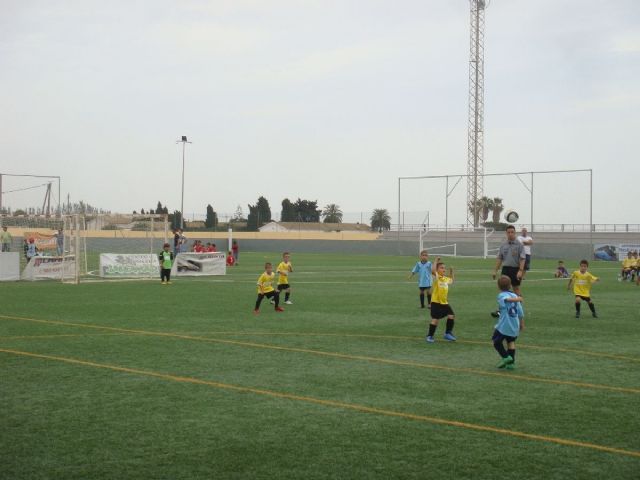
[0,214,169,283]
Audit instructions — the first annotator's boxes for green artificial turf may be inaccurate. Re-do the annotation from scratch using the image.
[1,252,638,479]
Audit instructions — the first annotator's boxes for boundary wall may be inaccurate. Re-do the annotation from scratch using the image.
[4,229,638,260]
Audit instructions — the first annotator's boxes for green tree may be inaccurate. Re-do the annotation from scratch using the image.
[171,210,182,230]
[370,208,391,232]
[321,204,343,223]
[293,198,320,222]
[491,197,504,224]
[479,196,494,223]
[205,204,218,229]
[280,198,297,222]
[247,196,272,231]
[155,201,164,214]
[231,205,246,223]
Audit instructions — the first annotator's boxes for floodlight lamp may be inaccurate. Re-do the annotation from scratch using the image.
[181,136,188,142]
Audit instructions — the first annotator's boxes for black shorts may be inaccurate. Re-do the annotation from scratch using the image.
[501,266,522,287]
[419,286,432,292]
[260,290,278,299]
[492,329,517,343]
[277,284,290,291]
[575,295,592,302]
[431,302,454,319]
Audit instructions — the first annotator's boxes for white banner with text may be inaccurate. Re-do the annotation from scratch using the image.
[171,252,226,276]
[99,253,158,278]
[21,255,75,281]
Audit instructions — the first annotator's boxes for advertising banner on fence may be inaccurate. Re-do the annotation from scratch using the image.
[593,244,640,261]
[171,252,226,276]
[21,255,75,281]
[0,252,20,281]
[23,232,58,252]
[99,254,158,278]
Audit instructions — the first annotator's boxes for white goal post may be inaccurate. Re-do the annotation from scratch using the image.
[0,213,169,283]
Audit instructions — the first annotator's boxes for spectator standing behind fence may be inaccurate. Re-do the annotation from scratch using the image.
[173,229,180,256]
[517,227,533,273]
[1,226,12,252]
[55,229,64,256]
[232,240,239,265]
[26,238,38,261]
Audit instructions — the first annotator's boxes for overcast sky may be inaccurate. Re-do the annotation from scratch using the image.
[1,0,639,226]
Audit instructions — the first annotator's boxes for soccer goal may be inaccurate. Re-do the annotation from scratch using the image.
[418,230,457,257]
[419,226,499,258]
[0,213,169,283]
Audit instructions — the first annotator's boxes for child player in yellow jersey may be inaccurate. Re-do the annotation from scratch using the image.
[567,259,599,318]
[620,252,635,281]
[254,262,284,314]
[426,260,457,343]
[277,252,294,305]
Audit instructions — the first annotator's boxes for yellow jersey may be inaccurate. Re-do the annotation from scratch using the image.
[431,274,452,305]
[570,271,598,297]
[257,272,275,293]
[277,261,292,285]
[622,258,634,269]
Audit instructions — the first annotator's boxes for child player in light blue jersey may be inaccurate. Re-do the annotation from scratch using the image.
[408,250,438,309]
[492,276,525,369]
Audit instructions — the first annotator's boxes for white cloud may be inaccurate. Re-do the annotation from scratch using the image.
[610,32,640,53]
[146,22,265,56]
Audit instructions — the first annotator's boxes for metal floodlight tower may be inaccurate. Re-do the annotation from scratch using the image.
[467,0,488,227]
[176,135,192,229]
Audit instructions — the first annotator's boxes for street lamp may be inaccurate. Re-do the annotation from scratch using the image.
[176,135,192,229]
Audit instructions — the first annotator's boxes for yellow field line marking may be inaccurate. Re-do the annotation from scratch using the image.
[174,330,640,364]
[1,347,638,459]
[1,315,637,395]
[0,333,138,340]
[2,314,636,363]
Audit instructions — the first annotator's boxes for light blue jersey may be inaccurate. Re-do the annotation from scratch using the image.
[411,261,433,288]
[495,291,524,337]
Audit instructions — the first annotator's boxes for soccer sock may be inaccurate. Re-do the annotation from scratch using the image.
[274,292,280,308]
[255,295,263,310]
[419,293,425,307]
[285,292,290,302]
[427,294,432,306]
[493,340,508,358]
[507,349,516,361]
[575,302,581,313]
[588,302,596,314]
[427,323,437,337]
[445,318,454,334]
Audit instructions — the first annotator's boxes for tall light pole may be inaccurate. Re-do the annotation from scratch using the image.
[467,0,487,227]
[176,135,192,229]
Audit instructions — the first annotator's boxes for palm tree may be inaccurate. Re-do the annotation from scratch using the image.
[321,204,343,223]
[480,196,494,223]
[491,197,504,223]
[370,208,391,233]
